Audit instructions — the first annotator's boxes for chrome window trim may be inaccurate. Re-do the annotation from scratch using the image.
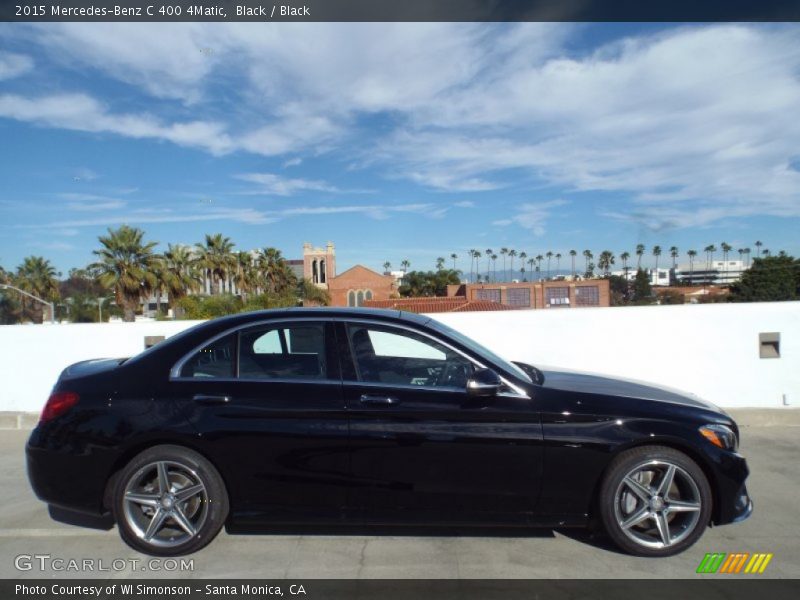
[341,318,530,400]
[169,317,330,380]
[169,315,530,400]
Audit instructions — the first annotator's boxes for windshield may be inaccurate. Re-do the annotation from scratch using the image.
[429,320,532,384]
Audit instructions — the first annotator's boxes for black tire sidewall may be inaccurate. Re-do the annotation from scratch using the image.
[113,444,229,556]
[599,445,712,557]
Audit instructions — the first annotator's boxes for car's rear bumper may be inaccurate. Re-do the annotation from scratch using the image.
[26,428,108,517]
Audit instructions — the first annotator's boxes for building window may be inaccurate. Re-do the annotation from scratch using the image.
[365,290,373,300]
[348,291,356,307]
[507,288,531,307]
[546,286,570,307]
[320,259,326,284]
[356,290,365,306]
[574,286,599,307]
[475,288,501,303]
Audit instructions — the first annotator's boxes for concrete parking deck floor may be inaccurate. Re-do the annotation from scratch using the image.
[1,425,798,579]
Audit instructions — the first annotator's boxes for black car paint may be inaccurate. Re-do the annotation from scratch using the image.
[26,307,751,532]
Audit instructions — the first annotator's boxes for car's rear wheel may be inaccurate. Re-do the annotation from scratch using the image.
[113,445,228,556]
[599,445,712,557]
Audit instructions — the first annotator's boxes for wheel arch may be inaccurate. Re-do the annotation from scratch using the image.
[587,437,721,526]
[102,438,233,517]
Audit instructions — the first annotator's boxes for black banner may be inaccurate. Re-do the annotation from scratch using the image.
[2,0,800,22]
[4,580,800,600]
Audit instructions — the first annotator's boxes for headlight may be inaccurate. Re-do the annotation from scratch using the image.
[699,424,738,451]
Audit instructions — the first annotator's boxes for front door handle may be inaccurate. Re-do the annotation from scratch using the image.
[192,394,232,405]
[360,394,400,406]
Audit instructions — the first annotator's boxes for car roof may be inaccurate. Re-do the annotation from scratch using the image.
[197,306,433,327]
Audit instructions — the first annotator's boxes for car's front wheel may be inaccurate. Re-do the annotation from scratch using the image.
[113,445,228,556]
[599,445,712,557]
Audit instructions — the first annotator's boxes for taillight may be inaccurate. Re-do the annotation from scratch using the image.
[40,391,79,423]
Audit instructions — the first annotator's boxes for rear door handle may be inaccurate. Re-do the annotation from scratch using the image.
[360,394,400,406]
[192,394,232,405]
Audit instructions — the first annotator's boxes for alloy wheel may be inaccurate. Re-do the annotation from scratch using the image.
[613,459,703,550]
[122,460,209,549]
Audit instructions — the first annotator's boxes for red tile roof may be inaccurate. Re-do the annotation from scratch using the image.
[363,297,517,313]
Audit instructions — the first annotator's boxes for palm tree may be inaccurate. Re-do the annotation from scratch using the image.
[635,244,645,269]
[527,257,535,278]
[508,249,517,278]
[720,242,732,282]
[755,240,763,259]
[257,247,295,294]
[435,257,445,271]
[15,256,60,322]
[89,225,158,322]
[569,249,577,278]
[401,259,410,273]
[704,245,717,284]
[762,248,770,257]
[545,251,553,279]
[620,251,631,280]
[652,246,662,281]
[474,251,482,281]
[687,249,697,284]
[383,261,392,273]
[598,250,615,276]
[669,246,679,270]
[163,244,201,303]
[500,248,509,281]
[233,250,258,300]
[194,233,235,295]
[485,249,493,279]
[555,253,562,276]
[583,250,593,278]
[743,247,751,267]
[519,252,528,280]
[467,249,476,282]
[535,255,543,281]
[491,254,498,282]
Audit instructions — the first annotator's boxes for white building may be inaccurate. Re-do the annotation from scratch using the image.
[675,260,748,286]
[611,268,673,286]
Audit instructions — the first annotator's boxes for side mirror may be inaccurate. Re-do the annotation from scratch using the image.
[466,368,503,397]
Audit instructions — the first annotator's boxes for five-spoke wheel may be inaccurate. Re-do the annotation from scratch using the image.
[113,445,228,556]
[600,446,712,556]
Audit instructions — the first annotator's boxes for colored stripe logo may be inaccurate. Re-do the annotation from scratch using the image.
[697,553,773,574]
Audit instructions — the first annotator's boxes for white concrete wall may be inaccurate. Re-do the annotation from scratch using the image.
[0,302,797,413]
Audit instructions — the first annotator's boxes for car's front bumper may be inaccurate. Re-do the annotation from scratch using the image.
[709,448,752,525]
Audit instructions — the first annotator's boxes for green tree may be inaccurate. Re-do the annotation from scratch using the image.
[15,256,60,322]
[598,250,615,276]
[545,251,553,279]
[399,270,460,297]
[632,268,654,304]
[383,261,392,273]
[163,244,201,304]
[583,250,593,278]
[299,278,331,306]
[620,251,631,280]
[652,245,662,279]
[500,248,509,281]
[89,226,158,322]
[195,233,235,295]
[687,249,697,284]
[669,246,679,269]
[450,253,457,271]
[435,257,446,271]
[728,255,799,302]
[635,244,645,269]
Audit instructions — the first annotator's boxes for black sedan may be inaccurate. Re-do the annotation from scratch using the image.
[27,308,752,557]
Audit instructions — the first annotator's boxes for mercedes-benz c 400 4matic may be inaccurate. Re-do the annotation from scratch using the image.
[27,308,752,556]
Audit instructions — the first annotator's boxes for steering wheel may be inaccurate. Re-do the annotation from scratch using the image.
[436,362,465,387]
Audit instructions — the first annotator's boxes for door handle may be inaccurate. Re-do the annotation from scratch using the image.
[192,394,232,405]
[359,394,400,406]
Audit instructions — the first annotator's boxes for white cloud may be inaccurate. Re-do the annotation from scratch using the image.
[59,193,126,211]
[236,172,341,196]
[5,23,800,231]
[0,51,33,80]
[0,93,234,155]
[505,200,569,236]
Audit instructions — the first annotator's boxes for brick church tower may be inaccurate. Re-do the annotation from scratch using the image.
[303,242,336,288]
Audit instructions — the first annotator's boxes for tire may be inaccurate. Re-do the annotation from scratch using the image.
[112,445,229,556]
[599,445,712,557]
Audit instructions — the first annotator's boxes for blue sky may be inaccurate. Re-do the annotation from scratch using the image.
[1,23,799,276]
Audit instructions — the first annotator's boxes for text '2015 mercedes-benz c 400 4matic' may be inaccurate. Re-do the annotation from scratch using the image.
[26,308,752,557]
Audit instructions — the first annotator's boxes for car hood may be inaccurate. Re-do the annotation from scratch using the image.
[538,367,723,413]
